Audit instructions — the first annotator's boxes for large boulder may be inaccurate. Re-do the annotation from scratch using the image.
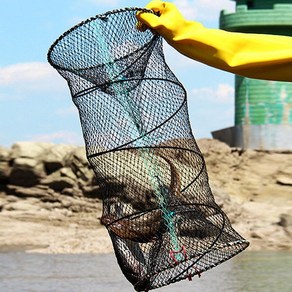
[65,147,94,183]
[9,157,46,187]
[8,142,51,187]
[10,142,52,159]
[40,168,76,192]
[0,146,11,182]
[43,144,77,174]
[6,185,57,202]
[0,146,10,160]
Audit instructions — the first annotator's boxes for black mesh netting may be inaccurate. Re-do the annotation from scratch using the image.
[48,8,249,291]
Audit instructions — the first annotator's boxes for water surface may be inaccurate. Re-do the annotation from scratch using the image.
[0,251,291,291]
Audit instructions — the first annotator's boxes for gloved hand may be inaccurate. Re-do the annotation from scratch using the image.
[136,1,202,40]
[137,1,292,82]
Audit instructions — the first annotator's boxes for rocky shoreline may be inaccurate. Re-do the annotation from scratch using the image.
[0,140,291,253]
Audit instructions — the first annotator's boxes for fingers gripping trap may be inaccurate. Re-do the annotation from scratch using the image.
[48,8,249,291]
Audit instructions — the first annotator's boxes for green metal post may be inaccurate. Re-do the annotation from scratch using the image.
[216,0,292,149]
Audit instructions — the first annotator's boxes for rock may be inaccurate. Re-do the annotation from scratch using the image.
[60,199,72,208]
[3,199,41,212]
[278,213,292,228]
[0,146,11,161]
[42,176,75,192]
[11,142,52,160]
[0,146,12,183]
[5,195,19,203]
[6,185,57,201]
[78,167,95,184]
[197,138,231,156]
[276,176,292,186]
[44,144,76,174]
[41,169,76,192]
[61,187,82,197]
[9,157,46,187]
[0,139,292,253]
[278,165,292,177]
[0,198,6,211]
[82,185,103,198]
[65,147,93,182]
[250,231,263,239]
[59,167,77,181]
[0,161,11,181]
[65,147,87,168]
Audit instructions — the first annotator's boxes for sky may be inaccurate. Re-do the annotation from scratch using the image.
[0,0,236,147]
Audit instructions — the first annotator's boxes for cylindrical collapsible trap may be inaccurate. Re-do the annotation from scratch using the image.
[48,8,249,291]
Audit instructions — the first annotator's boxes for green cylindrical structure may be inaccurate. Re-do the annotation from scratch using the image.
[218,0,292,149]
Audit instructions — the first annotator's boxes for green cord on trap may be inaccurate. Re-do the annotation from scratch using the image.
[95,19,184,262]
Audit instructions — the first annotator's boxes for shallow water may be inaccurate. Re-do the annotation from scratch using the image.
[0,251,291,292]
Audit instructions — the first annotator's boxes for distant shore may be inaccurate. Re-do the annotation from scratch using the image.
[0,139,291,253]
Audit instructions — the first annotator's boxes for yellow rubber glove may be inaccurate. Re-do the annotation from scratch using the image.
[137,1,292,82]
